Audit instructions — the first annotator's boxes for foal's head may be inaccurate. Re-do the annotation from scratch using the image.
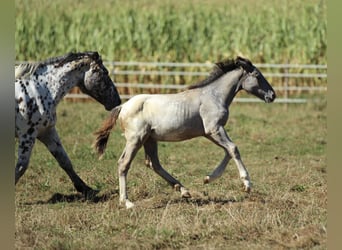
[65,52,121,110]
[235,57,276,103]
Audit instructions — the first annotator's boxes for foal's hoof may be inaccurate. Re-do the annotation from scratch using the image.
[120,199,135,209]
[174,184,191,198]
[181,189,192,198]
[203,176,210,184]
[125,200,135,209]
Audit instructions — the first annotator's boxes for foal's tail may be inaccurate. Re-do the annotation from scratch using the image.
[93,106,122,157]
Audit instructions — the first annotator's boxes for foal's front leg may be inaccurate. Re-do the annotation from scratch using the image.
[205,126,251,192]
[38,127,97,198]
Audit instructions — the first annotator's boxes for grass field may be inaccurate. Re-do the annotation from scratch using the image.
[15,100,327,249]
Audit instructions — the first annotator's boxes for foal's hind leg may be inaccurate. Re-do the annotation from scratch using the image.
[117,141,143,209]
[205,126,251,192]
[38,127,97,198]
[144,138,191,198]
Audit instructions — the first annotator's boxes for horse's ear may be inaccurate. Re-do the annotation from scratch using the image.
[235,57,253,72]
[235,56,246,66]
[92,51,100,60]
[91,52,101,63]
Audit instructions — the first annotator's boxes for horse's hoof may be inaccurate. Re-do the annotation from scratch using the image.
[174,184,191,198]
[244,186,251,193]
[203,176,210,184]
[145,159,152,168]
[119,199,135,209]
[174,184,181,191]
[181,187,191,198]
[125,200,135,209]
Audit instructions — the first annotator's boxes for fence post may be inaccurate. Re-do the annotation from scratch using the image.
[284,61,289,110]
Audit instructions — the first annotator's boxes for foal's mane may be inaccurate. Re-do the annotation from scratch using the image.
[15,51,101,79]
[187,56,252,90]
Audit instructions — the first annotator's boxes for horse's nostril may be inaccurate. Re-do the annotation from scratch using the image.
[264,90,276,103]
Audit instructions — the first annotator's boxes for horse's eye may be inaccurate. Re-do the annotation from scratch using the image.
[91,68,99,74]
[251,71,259,77]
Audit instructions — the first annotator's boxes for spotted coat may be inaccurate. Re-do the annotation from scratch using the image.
[15,52,121,196]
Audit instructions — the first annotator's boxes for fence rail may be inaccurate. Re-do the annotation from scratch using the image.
[107,61,327,103]
[16,61,327,103]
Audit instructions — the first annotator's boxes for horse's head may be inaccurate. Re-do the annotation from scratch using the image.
[79,52,121,110]
[236,57,276,103]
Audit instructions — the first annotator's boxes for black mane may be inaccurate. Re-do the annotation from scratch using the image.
[187,56,253,90]
[45,51,100,67]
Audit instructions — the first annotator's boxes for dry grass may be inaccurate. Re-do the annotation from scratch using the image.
[15,100,327,249]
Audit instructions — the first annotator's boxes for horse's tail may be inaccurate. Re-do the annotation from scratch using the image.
[93,106,122,158]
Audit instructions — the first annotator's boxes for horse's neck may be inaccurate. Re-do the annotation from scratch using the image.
[207,69,243,107]
[42,64,81,104]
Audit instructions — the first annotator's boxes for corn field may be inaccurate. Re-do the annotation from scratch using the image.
[16,0,326,64]
[15,0,327,99]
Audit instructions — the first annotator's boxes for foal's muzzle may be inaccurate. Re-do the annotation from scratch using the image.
[264,90,276,103]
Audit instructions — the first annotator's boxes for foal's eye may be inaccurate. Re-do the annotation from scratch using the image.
[251,71,259,77]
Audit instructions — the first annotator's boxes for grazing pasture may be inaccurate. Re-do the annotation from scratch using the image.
[15,0,327,248]
[15,100,327,249]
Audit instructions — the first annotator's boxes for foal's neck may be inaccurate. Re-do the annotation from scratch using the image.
[208,68,244,107]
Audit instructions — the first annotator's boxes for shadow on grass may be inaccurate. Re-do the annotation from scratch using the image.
[22,189,119,205]
[151,197,239,209]
[21,189,267,208]
[146,192,267,209]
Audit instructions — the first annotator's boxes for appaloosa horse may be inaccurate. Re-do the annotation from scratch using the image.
[94,56,276,208]
[15,51,121,197]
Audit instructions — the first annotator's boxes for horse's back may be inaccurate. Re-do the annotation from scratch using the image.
[120,93,205,141]
[120,94,151,116]
[121,92,194,118]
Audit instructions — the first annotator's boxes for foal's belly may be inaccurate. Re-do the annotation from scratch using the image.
[151,131,201,142]
[150,122,204,142]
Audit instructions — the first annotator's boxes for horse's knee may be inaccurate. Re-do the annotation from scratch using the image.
[228,144,241,159]
[117,160,130,176]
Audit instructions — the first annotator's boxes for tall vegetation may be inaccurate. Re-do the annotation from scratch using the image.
[15,0,326,64]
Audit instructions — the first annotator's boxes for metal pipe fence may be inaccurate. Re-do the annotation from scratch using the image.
[108,61,327,103]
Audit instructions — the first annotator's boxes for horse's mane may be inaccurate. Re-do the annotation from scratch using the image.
[15,51,100,79]
[187,56,252,90]
[15,63,40,79]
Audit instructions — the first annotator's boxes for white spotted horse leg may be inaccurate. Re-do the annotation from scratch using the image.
[38,127,97,198]
[15,137,35,184]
